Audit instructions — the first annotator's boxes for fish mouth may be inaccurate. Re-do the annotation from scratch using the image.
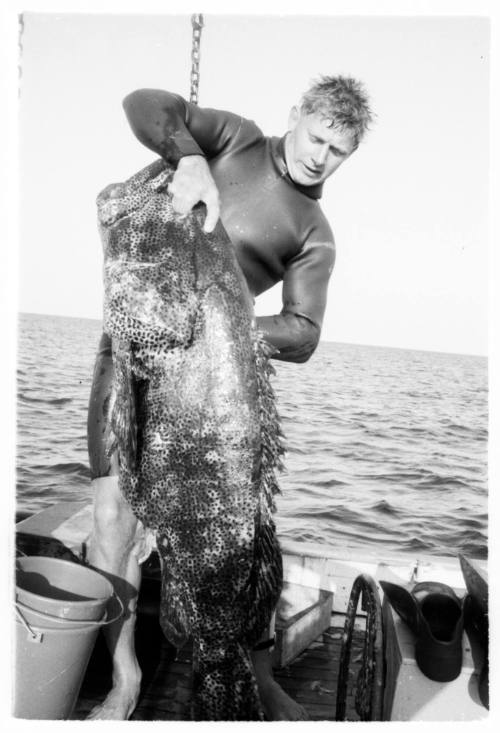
[98,199,144,228]
[97,181,149,227]
[103,208,132,227]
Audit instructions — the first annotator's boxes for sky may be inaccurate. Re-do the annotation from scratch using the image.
[13,7,491,356]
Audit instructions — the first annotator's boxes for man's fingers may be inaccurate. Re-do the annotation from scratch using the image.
[168,179,220,231]
[170,194,192,216]
[168,180,192,214]
[203,195,220,233]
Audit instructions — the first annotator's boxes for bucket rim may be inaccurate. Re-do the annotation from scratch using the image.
[15,555,115,609]
[16,555,114,584]
[16,555,102,570]
[16,585,108,610]
[15,594,123,633]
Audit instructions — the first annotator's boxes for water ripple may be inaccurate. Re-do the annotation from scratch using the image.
[16,314,488,560]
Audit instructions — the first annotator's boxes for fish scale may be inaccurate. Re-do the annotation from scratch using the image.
[97,159,284,720]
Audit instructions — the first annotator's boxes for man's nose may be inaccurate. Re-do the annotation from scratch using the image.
[312,145,328,167]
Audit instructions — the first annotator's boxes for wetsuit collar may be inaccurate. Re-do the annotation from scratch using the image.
[273,135,324,200]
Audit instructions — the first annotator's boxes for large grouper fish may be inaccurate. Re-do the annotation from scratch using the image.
[97,158,284,720]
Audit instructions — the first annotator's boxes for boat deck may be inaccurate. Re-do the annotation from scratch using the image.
[16,504,366,722]
[18,503,488,722]
[72,612,364,721]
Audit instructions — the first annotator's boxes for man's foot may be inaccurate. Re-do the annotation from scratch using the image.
[252,644,309,721]
[86,677,140,720]
[257,675,309,721]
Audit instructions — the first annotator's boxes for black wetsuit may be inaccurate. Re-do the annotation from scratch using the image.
[123,91,336,360]
[88,92,336,477]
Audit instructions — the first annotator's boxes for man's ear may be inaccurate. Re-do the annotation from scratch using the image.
[288,105,300,131]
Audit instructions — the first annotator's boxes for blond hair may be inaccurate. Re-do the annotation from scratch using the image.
[301,75,373,148]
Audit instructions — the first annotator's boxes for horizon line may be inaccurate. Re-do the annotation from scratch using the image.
[16,310,488,360]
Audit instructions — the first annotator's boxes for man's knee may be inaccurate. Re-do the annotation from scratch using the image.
[92,477,138,550]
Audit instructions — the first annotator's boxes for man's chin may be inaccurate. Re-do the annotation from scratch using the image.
[299,167,324,186]
[300,176,321,188]
[290,170,319,187]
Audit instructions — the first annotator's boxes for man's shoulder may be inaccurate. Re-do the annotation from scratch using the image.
[314,205,335,241]
[299,200,335,249]
[207,108,265,156]
[234,114,266,146]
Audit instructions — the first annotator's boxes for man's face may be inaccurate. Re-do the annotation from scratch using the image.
[284,107,356,187]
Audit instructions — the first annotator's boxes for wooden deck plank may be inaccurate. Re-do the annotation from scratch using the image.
[73,622,363,721]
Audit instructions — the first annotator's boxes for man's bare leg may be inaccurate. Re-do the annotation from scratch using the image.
[251,622,309,721]
[86,332,147,719]
[86,475,144,720]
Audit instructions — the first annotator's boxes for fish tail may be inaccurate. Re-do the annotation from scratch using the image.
[192,637,263,720]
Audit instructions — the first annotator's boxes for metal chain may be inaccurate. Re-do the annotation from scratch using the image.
[190,14,204,106]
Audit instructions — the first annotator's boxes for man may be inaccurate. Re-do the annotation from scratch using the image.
[87,76,372,720]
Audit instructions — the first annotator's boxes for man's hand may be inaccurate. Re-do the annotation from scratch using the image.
[168,155,220,233]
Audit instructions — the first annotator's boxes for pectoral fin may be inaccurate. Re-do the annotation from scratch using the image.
[108,342,138,471]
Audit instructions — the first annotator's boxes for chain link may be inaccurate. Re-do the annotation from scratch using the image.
[190,14,204,106]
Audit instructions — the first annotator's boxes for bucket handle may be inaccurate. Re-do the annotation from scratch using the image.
[15,592,125,640]
[15,604,42,643]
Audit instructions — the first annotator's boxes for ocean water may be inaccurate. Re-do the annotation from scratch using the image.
[16,312,488,560]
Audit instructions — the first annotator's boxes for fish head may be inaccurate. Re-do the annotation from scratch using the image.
[96,161,172,229]
[97,182,133,227]
[99,161,200,349]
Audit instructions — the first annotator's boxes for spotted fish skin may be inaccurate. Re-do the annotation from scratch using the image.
[97,159,283,720]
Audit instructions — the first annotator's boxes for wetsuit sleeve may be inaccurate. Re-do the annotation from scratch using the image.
[257,234,335,363]
[87,332,114,478]
[123,89,246,163]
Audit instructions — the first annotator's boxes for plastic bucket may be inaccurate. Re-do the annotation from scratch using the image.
[14,557,122,720]
[14,595,122,720]
[16,556,114,621]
